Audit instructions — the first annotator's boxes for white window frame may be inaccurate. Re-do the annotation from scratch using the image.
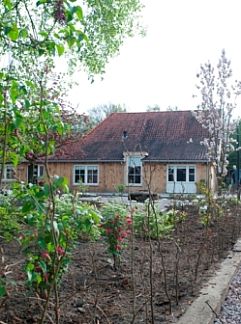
[167,165,196,183]
[2,165,15,181]
[126,155,142,186]
[27,164,44,183]
[73,165,99,186]
[35,165,44,178]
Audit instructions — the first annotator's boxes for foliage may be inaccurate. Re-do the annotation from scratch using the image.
[133,206,175,239]
[0,193,20,241]
[0,0,143,321]
[194,50,240,177]
[196,180,223,226]
[0,0,143,75]
[146,104,160,112]
[15,182,101,296]
[115,183,126,195]
[227,120,241,171]
[55,193,101,240]
[100,203,131,269]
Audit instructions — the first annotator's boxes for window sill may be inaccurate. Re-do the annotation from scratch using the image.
[73,183,99,186]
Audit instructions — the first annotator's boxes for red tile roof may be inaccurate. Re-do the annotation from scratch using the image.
[51,111,209,162]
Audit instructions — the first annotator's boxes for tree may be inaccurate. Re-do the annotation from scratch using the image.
[88,103,127,127]
[194,50,240,177]
[0,0,143,182]
[0,1,143,322]
[146,104,160,112]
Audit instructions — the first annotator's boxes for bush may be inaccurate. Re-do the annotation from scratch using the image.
[100,203,131,269]
[133,206,175,239]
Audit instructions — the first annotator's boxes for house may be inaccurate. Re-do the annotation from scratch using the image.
[8,111,216,194]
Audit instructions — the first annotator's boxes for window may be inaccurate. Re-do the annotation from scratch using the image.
[73,165,98,185]
[177,168,186,182]
[167,165,196,183]
[2,165,15,180]
[74,166,85,184]
[168,167,174,181]
[128,156,142,185]
[189,167,195,182]
[28,164,44,183]
[87,166,98,184]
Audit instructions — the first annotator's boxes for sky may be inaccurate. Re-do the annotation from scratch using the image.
[68,0,241,117]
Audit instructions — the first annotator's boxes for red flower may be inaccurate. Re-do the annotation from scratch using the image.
[41,251,51,261]
[105,228,112,234]
[121,231,128,239]
[115,244,121,251]
[56,246,65,256]
[126,216,132,225]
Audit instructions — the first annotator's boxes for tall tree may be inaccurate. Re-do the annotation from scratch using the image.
[194,50,240,177]
[0,1,143,322]
[88,103,127,127]
[0,0,143,180]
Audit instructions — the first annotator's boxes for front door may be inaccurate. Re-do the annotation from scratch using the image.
[166,165,196,194]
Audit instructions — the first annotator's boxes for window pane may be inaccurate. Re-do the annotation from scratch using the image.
[75,167,85,184]
[39,165,44,177]
[168,168,174,181]
[6,166,14,179]
[129,156,141,167]
[128,166,134,176]
[33,165,38,178]
[128,175,135,184]
[128,166,141,184]
[87,167,98,184]
[135,175,141,183]
[189,168,195,182]
[92,169,98,183]
[177,168,186,182]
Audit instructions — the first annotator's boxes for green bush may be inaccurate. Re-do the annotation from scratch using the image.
[133,206,175,239]
[0,194,21,241]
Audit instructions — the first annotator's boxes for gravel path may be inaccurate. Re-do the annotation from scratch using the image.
[214,264,241,324]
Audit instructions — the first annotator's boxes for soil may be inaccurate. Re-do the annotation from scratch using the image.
[1,201,241,324]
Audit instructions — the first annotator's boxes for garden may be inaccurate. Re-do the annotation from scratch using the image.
[1,186,241,323]
[1,1,240,323]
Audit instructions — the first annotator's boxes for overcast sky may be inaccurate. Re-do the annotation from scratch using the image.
[68,0,241,117]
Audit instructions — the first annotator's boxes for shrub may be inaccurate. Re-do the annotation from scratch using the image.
[133,206,175,239]
[100,203,131,269]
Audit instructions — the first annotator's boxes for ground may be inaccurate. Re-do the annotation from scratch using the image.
[1,200,241,323]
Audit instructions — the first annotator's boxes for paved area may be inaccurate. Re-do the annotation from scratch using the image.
[177,240,241,324]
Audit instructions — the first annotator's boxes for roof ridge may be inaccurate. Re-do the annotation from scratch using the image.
[111,110,195,115]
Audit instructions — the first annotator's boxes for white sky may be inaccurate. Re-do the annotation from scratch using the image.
[68,0,241,117]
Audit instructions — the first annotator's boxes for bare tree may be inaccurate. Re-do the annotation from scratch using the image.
[88,103,127,127]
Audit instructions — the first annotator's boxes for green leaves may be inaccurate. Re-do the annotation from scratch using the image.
[66,5,83,22]
[56,43,65,56]
[36,0,51,6]
[3,0,12,10]
[5,24,19,41]
[0,280,7,297]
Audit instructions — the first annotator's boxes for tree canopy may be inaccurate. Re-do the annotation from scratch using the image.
[0,0,143,181]
[87,103,127,127]
[194,50,241,177]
